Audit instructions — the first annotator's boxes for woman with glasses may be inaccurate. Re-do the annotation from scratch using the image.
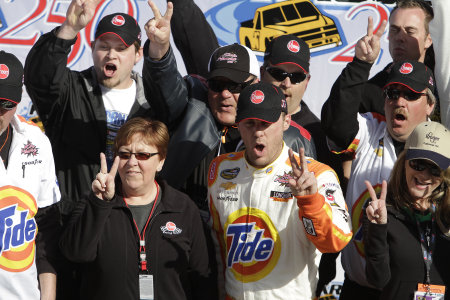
[60,117,216,300]
[364,121,450,299]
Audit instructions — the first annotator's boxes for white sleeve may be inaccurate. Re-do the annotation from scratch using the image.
[430,0,450,128]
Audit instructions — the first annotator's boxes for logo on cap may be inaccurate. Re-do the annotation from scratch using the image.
[399,63,413,74]
[251,90,265,104]
[0,64,9,80]
[111,15,125,26]
[429,76,434,87]
[217,53,237,64]
[287,40,300,53]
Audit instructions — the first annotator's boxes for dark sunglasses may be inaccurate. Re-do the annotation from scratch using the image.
[118,151,159,160]
[384,88,426,101]
[0,100,17,110]
[207,78,253,94]
[265,67,307,84]
[408,159,441,177]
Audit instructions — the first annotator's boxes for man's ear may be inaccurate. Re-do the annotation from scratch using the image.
[283,114,291,131]
[135,47,144,65]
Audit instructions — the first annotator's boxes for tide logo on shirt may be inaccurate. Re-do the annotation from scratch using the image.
[224,208,281,283]
[0,186,38,272]
[351,183,383,257]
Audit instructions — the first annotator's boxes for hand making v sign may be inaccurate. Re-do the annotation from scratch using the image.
[288,148,318,197]
[92,153,120,201]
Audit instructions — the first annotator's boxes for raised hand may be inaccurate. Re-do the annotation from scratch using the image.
[92,153,120,201]
[365,180,387,224]
[145,1,173,60]
[58,0,102,40]
[355,16,387,64]
[288,148,317,197]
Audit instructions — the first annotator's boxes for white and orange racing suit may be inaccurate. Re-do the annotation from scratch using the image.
[208,144,352,299]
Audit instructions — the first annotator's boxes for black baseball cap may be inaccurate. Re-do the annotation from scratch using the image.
[0,50,23,106]
[384,60,435,94]
[264,35,310,74]
[236,82,288,124]
[95,13,141,47]
[208,43,260,83]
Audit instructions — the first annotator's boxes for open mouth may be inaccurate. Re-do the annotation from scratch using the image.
[254,143,265,155]
[414,178,430,189]
[395,113,406,121]
[104,63,117,77]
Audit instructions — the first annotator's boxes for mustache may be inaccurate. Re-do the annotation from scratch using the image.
[393,107,408,119]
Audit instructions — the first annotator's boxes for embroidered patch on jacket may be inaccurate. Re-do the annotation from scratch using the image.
[21,140,39,157]
[220,167,240,180]
[274,171,294,187]
[270,191,292,202]
[302,217,316,236]
[160,222,182,235]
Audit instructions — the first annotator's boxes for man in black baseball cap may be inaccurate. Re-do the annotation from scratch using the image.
[383,60,436,142]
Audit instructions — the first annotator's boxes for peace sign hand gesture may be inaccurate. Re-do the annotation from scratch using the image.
[288,148,317,197]
[355,16,387,64]
[365,180,388,224]
[145,1,173,60]
[58,0,102,40]
[92,153,120,201]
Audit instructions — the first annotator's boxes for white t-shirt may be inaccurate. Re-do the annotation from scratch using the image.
[101,81,136,166]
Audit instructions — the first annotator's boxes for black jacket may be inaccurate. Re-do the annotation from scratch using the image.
[24,28,152,215]
[143,44,316,203]
[321,57,389,150]
[364,206,450,299]
[60,180,215,300]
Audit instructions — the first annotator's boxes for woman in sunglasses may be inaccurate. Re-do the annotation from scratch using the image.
[363,121,450,299]
[60,117,215,300]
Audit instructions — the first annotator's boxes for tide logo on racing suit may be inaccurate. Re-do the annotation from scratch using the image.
[224,208,281,283]
[351,183,383,257]
[0,186,38,272]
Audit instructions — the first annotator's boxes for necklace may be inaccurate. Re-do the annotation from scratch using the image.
[0,125,10,153]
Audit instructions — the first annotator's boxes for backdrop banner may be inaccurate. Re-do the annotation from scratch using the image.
[0,1,396,298]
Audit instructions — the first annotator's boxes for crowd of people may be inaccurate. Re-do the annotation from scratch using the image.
[0,0,449,299]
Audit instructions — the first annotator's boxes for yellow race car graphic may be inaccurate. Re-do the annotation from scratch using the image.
[239,0,342,53]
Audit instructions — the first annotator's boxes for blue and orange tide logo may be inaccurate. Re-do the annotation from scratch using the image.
[351,183,383,257]
[0,185,38,272]
[224,208,281,283]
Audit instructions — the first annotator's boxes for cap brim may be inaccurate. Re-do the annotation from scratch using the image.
[384,81,427,93]
[0,86,22,103]
[236,108,280,124]
[96,32,135,47]
[406,149,450,170]
[208,68,251,83]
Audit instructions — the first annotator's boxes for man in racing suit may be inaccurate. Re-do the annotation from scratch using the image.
[321,60,436,299]
[0,51,61,300]
[208,82,352,299]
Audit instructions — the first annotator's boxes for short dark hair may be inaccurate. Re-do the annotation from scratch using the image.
[391,0,434,34]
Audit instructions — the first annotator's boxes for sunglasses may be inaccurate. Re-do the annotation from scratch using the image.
[0,100,17,110]
[118,151,159,160]
[208,78,253,94]
[384,88,426,101]
[408,159,441,177]
[265,67,307,84]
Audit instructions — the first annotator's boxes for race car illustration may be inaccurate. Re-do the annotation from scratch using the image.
[239,0,342,53]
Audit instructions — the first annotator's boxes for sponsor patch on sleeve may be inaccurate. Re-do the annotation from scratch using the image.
[302,217,316,236]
